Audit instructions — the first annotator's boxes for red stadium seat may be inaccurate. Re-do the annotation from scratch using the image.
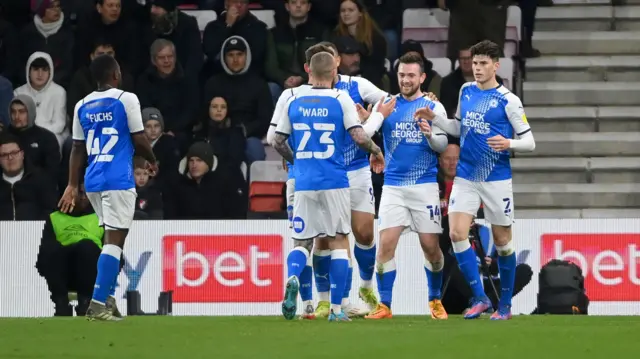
[249,181,285,212]
[248,161,288,213]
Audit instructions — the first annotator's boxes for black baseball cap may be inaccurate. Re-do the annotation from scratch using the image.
[335,36,362,55]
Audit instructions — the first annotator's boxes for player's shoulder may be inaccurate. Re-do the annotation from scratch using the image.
[496,85,522,106]
[460,81,476,93]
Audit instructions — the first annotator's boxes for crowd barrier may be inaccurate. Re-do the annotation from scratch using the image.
[1,219,639,317]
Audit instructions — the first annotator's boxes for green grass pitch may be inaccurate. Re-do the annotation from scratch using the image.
[0,316,638,358]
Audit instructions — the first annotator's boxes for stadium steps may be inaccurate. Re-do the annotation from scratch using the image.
[525,106,640,132]
[525,56,640,82]
[523,82,640,106]
[532,31,640,54]
[535,5,640,31]
[515,132,640,157]
[514,183,640,208]
[511,157,640,183]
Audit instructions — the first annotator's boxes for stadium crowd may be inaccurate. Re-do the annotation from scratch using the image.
[0,0,545,222]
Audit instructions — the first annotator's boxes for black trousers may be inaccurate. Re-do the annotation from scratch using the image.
[441,253,534,314]
[41,240,101,314]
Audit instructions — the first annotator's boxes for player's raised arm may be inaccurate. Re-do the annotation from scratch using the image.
[123,92,157,170]
[504,94,535,152]
[423,83,472,137]
[273,98,295,164]
[362,95,396,136]
[416,101,448,153]
[339,94,381,154]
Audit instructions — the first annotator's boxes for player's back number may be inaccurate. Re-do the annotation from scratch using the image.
[293,123,335,160]
[86,127,119,162]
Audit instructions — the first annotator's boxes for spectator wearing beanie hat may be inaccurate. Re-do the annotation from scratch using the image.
[142,107,180,187]
[20,0,74,88]
[164,142,247,220]
[143,0,203,80]
[388,40,442,99]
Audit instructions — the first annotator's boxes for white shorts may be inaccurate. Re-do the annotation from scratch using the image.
[378,183,442,234]
[348,166,375,214]
[448,177,515,226]
[87,189,137,230]
[291,188,351,240]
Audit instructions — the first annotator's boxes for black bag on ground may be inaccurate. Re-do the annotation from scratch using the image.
[536,259,589,315]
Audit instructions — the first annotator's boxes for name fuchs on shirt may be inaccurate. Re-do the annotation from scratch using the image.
[391,121,423,144]
[83,100,115,123]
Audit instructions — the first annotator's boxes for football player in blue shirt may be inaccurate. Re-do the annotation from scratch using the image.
[272,52,384,321]
[358,53,449,320]
[59,55,157,321]
[415,40,536,320]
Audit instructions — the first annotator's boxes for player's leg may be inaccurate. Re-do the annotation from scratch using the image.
[285,178,314,319]
[86,190,135,321]
[349,168,378,313]
[447,178,491,319]
[282,190,316,320]
[311,236,331,318]
[411,183,447,319]
[480,180,516,320]
[365,186,404,320]
[323,188,352,322]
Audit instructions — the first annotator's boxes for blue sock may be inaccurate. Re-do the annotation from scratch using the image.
[452,241,486,299]
[424,259,443,301]
[376,259,396,308]
[354,242,376,282]
[92,244,122,304]
[313,250,331,299]
[299,256,313,301]
[343,263,353,299]
[108,273,118,297]
[496,242,517,307]
[286,247,309,279]
[329,249,349,307]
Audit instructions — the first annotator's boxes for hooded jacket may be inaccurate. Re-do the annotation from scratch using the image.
[164,151,247,220]
[203,36,273,139]
[6,94,61,181]
[0,160,58,221]
[14,52,68,148]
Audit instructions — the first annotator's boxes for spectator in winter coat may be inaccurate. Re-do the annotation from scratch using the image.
[203,35,273,165]
[142,107,180,187]
[20,0,74,88]
[14,52,68,148]
[202,0,286,87]
[136,39,199,154]
[164,142,247,219]
[0,133,58,220]
[74,0,142,75]
[271,0,329,88]
[0,75,12,126]
[144,0,203,80]
[66,39,135,119]
[196,96,246,169]
[6,94,61,181]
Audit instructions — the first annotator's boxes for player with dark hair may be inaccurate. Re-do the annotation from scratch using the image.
[59,55,157,321]
[360,52,449,320]
[414,40,536,320]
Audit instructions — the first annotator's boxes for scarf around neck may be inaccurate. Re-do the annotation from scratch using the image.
[34,13,64,38]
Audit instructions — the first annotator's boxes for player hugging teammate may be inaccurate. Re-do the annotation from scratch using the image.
[272,39,535,321]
